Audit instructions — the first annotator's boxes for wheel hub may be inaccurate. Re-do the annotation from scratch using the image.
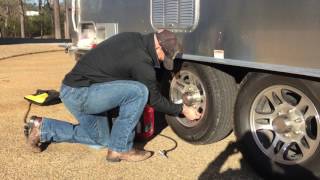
[272,115,292,134]
[272,108,305,140]
[182,91,202,106]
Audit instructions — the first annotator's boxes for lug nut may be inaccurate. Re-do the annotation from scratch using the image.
[294,130,302,135]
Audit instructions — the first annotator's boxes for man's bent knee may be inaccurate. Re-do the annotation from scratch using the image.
[136,83,149,104]
[127,81,149,104]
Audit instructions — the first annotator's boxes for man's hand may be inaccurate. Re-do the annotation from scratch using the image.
[182,104,202,121]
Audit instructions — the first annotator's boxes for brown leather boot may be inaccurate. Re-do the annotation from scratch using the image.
[25,116,43,153]
[106,148,153,162]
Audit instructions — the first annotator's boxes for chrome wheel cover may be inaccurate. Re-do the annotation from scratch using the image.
[170,70,206,127]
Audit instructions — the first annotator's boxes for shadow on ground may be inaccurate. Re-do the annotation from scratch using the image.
[199,141,261,180]
[199,132,319,180]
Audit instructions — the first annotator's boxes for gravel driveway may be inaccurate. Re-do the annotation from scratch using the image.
[0,45,261,179]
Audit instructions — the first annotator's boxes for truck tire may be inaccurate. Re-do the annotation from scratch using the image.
[166,62,237,144]
[234,73,320,179]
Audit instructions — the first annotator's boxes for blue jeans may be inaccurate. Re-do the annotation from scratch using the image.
[40,80,149,152]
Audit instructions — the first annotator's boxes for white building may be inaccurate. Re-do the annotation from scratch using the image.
[26,11,39,16]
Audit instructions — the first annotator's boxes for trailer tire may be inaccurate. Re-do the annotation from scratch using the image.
[234,73,320,179]
[166,62,237,144]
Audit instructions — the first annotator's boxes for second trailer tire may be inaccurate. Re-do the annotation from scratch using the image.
[166,62,237,144]
[234,73,320,179]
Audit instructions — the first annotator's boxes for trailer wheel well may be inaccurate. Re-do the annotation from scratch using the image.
[178,60,320,88]
[178,60,248,86]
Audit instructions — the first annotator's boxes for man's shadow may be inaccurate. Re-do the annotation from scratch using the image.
[199,132,318,180]
[199,141,261,180]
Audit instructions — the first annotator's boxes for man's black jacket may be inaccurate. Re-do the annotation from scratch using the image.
[63,32,182,115]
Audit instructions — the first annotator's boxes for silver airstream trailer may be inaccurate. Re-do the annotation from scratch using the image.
[67,0,320,178]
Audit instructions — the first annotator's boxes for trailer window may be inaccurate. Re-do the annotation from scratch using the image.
[151,0,200,32]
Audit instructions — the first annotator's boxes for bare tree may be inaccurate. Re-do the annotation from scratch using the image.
[64,0,70,39]
[0,1,8,37]
[45,0,54,38]
[38,0,44,38]
[4,6,9,36]
[53,0,61,39]
[0,0,20,37]
[18,0,25,38]
[2,5,9,37]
